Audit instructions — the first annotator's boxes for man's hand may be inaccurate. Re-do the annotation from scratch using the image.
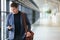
[25,32,31,37]
[8,26,12,30]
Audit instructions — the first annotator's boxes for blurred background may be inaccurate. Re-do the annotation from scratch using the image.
[1,0,60,40]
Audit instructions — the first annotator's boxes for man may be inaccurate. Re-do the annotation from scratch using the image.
[6,2,31,40]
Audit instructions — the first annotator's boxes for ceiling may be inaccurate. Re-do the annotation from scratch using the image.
[18,0,60,12]
[18,0,39,11]
[33,0,60,12]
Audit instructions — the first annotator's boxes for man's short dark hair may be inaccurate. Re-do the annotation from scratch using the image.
[11,2,18,8]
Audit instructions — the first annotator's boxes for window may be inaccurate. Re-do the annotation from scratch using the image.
[18,5,22,11]
[1,0,10,40]
[21,6,33,24]
[21,6,26,13]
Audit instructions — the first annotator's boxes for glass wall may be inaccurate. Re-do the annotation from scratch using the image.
[21,6,33,24]
[1,0,10,40]
[21,5,40,24]
[35,11,40,21]
[18,4,22,11]
[32,10,36,23]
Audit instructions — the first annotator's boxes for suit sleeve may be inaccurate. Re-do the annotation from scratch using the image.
[6,14,11,28]
[6,14,12,32]
[6,14,10,38]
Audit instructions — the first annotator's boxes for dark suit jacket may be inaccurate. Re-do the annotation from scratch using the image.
[6,11,31,40]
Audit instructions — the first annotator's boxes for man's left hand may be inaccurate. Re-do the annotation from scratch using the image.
[25,32,31,37]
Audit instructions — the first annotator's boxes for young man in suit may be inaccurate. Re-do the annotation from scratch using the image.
[6,2,31,40]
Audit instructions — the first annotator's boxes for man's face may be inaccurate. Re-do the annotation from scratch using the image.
[11,7,18,14]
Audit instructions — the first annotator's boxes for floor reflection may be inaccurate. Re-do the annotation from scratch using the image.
[32,17,60,40]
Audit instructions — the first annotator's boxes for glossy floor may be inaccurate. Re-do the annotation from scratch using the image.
[32,18,60,40]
